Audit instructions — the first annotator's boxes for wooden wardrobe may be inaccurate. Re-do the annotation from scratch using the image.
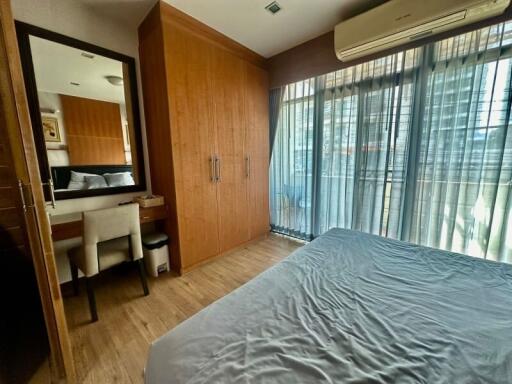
[139,2,270,273]
[0,1,75,381]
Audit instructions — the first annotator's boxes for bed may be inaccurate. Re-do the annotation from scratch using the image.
[145,228,512,383]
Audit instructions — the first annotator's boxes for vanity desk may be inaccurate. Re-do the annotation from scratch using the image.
[50,205,168,241]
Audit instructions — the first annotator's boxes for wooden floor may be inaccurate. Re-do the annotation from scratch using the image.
[62,234,302,383]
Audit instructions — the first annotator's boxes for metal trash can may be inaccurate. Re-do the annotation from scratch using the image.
[142,233,169,277]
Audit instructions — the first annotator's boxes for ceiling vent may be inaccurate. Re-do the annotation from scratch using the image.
[265,1,282,14]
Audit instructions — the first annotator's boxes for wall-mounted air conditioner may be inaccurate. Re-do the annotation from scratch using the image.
[335,0,510,62]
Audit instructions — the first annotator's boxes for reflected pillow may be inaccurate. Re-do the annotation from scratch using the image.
[84,175,108,189]
[104,172,135,187]
[67,171,98,190]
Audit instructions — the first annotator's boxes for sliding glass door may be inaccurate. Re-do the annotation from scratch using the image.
[270,21,512,263]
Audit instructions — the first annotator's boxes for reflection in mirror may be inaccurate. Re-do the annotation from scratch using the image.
[28,34,141,195]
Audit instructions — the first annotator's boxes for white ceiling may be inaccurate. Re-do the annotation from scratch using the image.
[30,35,126,104]
[80,0,386,58]
[78,0,157,28]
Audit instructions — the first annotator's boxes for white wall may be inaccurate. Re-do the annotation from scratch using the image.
[12,0,153,282]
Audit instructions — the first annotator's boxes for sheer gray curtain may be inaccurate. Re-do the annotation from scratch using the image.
[270,21,512,263]
[315,51,421,238]
[269,52,422,240]
[269,87,284,159]
[270,80,315,238]
[407,23,512,262]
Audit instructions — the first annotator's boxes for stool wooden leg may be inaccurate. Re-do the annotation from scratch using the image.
[85,277,98,322]
[137,259,149,296]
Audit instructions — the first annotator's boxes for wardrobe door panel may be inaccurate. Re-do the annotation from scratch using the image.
[213,49,250,252]
[245,63,270,238]
[165,25,220,268]
[0,1,74,378]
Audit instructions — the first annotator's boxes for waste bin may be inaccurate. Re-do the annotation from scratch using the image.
[142,233,169,277]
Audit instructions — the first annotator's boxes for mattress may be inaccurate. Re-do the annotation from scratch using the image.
[145,228,512,383]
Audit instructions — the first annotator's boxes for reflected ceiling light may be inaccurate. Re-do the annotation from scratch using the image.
[105,75,124,86]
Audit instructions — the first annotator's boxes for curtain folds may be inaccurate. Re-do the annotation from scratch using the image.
[409,22,512,262]
[269,87,284,159]
[314,51,421,238]
[270,21,512,263]
[270,80,315,238]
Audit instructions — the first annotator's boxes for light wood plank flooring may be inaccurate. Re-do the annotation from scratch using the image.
[62,234,302,383]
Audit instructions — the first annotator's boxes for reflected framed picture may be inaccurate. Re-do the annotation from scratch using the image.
[41,115,61,142]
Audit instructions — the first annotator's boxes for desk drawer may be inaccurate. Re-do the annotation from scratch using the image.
[139,205,167,224]
[52,220,82,241]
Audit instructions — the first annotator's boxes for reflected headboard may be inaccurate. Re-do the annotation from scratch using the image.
[51,165,133,190]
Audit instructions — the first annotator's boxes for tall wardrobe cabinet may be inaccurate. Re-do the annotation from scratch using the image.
[139,2,270,273]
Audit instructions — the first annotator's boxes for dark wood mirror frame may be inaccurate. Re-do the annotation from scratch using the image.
[15,21,146,201]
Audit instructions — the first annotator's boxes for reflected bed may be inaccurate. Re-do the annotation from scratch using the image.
[51,164,134,192]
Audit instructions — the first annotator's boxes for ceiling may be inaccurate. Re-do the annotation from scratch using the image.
[78,0,157,28]
[80,0,387,58]
[162,0,387,57]
[30,35,125,104]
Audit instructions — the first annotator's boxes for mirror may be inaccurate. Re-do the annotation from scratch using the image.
[16,22,145,200]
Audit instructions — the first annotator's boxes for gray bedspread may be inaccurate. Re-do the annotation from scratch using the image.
[145,228,512,383]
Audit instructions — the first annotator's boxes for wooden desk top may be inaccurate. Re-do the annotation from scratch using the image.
[50,205,168,241]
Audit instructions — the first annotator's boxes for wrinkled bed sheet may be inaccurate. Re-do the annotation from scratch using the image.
[145,228,512,384]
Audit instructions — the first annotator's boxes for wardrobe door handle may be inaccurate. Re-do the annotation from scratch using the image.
[215,157,221,182]
[18,180,28,212]
[245,156,250,178]
[209,156,215,182]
